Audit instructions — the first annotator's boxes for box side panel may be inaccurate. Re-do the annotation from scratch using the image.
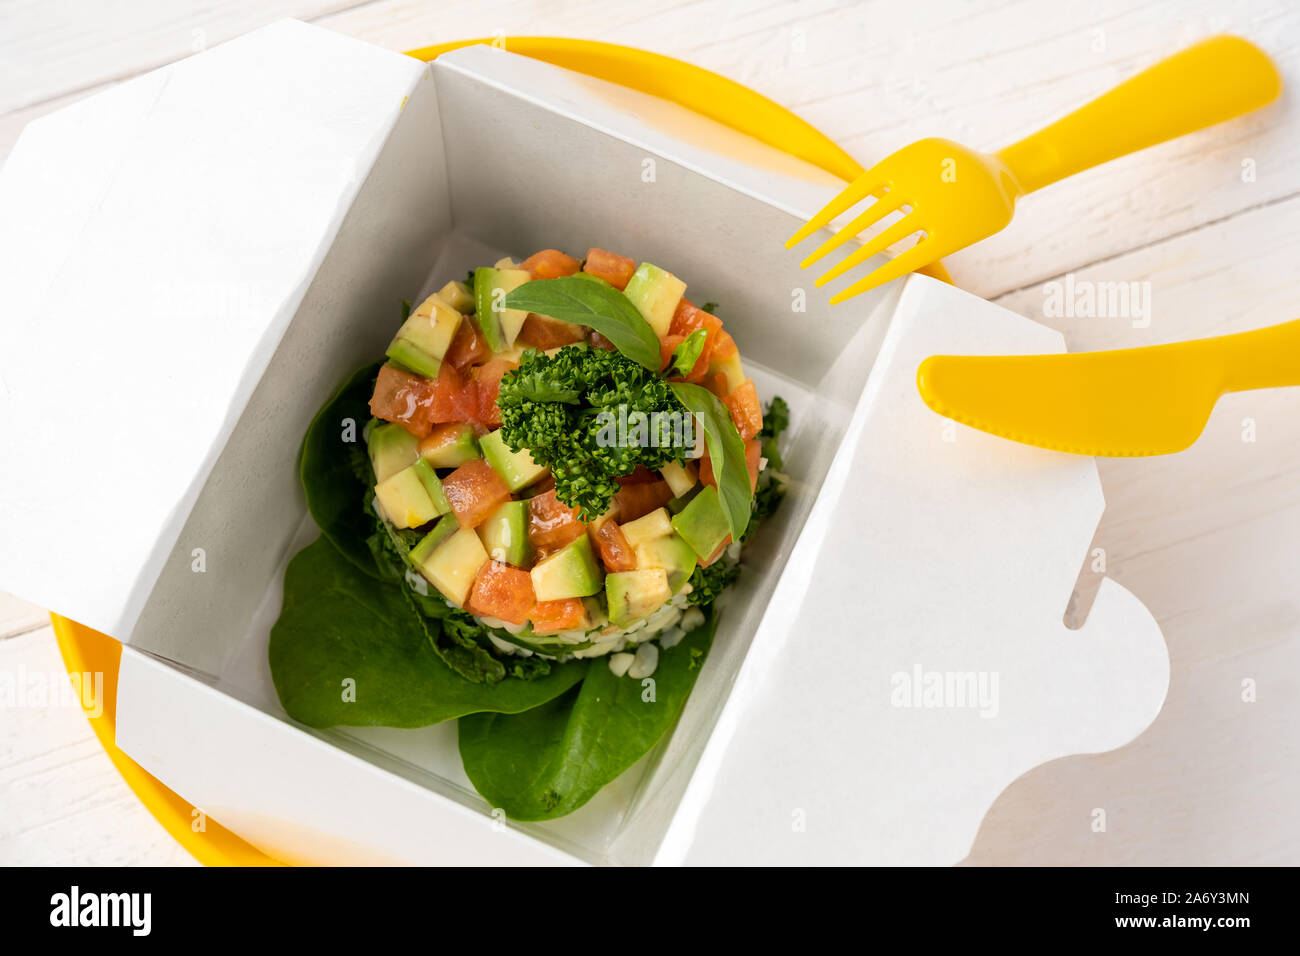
[431,51,896,387]
[115,647,579,866]
[431,45,843,218]
[661,277,1167,866]
[127,67,449,675]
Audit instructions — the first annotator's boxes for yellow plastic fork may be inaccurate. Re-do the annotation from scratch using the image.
[916,318,1300,457]
[788,35,1281,304]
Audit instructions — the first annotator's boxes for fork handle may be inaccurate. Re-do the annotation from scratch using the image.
[1218,317,1300,393]
[995,35,1280,195]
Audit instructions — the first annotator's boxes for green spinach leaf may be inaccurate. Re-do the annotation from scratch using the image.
[458,607,717,820]
[671,382,752,543]
[504,277,660,371]
[269,536,588,728]
[299,363,384,579]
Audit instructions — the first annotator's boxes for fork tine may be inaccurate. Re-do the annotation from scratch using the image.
[827,238,936,304]
[785,169,887,248]
[814,213,920,286]
[799,191,900,268]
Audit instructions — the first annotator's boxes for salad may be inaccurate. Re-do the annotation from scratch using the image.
[270,247,788,820]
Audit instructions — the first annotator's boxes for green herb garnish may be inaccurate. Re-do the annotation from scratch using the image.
[504,276,660,370]
[497,347,690,518]
[670,382,753,543]
[670,328,708,376]
[685,560,741,605]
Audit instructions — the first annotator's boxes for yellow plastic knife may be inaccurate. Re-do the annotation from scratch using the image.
[916,318,1300,456]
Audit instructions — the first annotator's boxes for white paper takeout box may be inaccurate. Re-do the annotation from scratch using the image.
[0,21,1169,865]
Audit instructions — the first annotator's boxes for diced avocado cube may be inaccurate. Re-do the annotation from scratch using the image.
[530,534,603,601]
[581,595,608,630]
[667,485,701,514]
[409,515,459,568]
[670,485,731,559]
[634,532,697,593]
[479,429,549,492]
[605,569,672,626]
[708,352,745,394]
[436,280,474,313]
[411,458,450,516]
[420,526,489,607]
[402,295,462,357]
[385,337,441,379]
[620,507,672,548]
[659,460,697,498]
[478,500,532,567]
[419,423,480,468]
[368,422,419,483]
[374,465,439,529]
[386,294,462,377]
[623,262,686,337]
[474,266,532,352]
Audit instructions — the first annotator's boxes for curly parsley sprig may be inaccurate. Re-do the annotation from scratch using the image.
[497,347,691,518]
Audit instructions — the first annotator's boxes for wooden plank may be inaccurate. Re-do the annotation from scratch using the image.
[0,591,48,640]
[6,0,1299,301]
[965,196,1300,864]
[0,627,197,864]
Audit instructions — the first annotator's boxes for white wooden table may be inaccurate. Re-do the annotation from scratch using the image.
[2,0,1298,865]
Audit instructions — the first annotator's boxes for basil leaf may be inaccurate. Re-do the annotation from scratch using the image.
[671,382,752,542]
[269,536,588,728]
[458,607,717,820]
[671,328,708,376]
[504,277,660,371]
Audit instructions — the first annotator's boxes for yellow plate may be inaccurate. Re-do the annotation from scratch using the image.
[52,35,951,867]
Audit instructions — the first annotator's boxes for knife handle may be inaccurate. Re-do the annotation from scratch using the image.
[1218,317,1300,393]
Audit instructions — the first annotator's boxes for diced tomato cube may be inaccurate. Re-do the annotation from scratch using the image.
[528,489,586,553]
[530,597,587,634]
[703,371,730,398]
[670,301,723,379]
[369,363,438,438]
[723,379,763,441]
[583,248,636,290]
[442,459,511,529]
[466,560,536,625]
[670,300,723,346]
[430,362,477,424]
[711,330,738,360]
[521,249,581,279]
[473,357,516,427]
[445,316,490,369]
[616,465,659,485]
[590,519,637,572]
[659,333,684,371]
[518,313,586,349]
[614,480,673,522]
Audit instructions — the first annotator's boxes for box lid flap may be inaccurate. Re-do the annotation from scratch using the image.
[0,21,425,637]
[659,276,1170,865]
